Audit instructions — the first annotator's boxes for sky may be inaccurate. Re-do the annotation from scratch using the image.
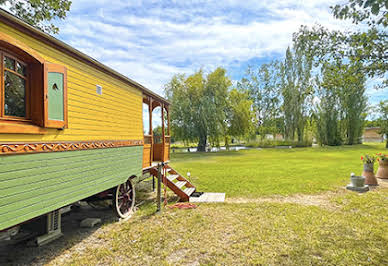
[54,0,387,105]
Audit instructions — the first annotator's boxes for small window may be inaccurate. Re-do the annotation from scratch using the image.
[1,53,29,120]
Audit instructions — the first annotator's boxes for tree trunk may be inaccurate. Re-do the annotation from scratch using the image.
[297,127,303,142]
[197,133,207,152]
[225,136,229,151]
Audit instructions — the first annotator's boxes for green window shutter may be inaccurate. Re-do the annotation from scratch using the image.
[48,72,64,121]
[44,63,68,129]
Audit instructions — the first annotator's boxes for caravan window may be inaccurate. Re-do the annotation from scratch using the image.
[1,52,29,120]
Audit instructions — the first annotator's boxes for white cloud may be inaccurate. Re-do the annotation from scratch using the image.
[56,0,358,97]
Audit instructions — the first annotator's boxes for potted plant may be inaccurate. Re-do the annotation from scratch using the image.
[361,155,378,185]
[376,153,388,179]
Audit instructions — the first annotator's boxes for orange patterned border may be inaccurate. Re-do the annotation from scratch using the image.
[0,139,144,155]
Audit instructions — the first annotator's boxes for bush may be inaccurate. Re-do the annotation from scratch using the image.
[245,139,312,148]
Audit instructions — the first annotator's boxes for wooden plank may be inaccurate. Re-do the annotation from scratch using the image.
[0,146,143,231]
[183,187,195,196]
[0,153,134,198]
[175,181,186,189]
[189,193,226,203]
[167,174,179,182]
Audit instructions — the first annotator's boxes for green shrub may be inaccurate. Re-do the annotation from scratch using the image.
[245,139,312,148]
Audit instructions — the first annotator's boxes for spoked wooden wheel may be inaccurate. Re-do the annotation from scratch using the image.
[113,179,135,219]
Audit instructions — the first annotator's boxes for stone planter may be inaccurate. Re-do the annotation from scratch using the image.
[362,163,378,186]
[376,159,388,179]
[347,174,369,192]
[350,175,365,187]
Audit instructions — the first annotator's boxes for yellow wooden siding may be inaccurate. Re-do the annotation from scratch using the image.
[0,22,144,142]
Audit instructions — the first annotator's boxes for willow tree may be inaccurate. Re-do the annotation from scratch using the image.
[164,68,231,151]
[225,88,255,145]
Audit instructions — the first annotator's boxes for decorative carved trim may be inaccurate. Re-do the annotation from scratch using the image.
[0,139,143,155]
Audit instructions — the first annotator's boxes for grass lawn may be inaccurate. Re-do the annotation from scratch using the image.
[47,144,388,265]
[170,143,386,197]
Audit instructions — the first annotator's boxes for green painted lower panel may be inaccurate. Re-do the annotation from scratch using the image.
[0,146,143,230]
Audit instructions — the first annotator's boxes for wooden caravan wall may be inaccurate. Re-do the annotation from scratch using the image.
[0,146,143,231]
[0,20,145,231]
[0,21,143,142]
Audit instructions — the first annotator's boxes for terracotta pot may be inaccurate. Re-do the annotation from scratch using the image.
[362,163,378,186]
[376,159,388,179]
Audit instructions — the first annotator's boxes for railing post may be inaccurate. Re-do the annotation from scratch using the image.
[156,163,162,213]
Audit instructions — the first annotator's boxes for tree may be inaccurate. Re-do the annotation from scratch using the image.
[281,46,313,142]
[226,88,255,144]
[378,100,388,148]
[238,60,281,139]
[314,61,367,145]
[0,0,72,34]
[164,68,231,151]
[294,0,387,87]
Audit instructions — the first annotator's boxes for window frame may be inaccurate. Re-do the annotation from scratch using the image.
[0,50,30,122]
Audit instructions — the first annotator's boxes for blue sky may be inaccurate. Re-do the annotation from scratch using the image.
[54,0,387,105]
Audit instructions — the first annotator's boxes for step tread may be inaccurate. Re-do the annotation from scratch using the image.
[184,187,195,196]
[175,181,186,189]
[167,174,179,182]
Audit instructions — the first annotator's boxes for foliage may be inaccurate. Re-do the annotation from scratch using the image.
[239,46,314,143]
[377,100,388,148]
[332,0,387,27]
[281,46,313,142]
[164,68,232,151]
[365,119,380,127]
[314,62,367,146]
[361,154,376,164]
[376,153,388,161]
[225,88,255,141]
[294,0,387,86]
[0,0,72,34]
[245,139,312,148]
[238,60,282,138]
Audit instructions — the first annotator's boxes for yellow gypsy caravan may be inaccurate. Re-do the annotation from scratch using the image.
[0,10,195,244]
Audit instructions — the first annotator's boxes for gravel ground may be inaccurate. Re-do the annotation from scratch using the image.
[0,180,155,266]
[0,203,118,266]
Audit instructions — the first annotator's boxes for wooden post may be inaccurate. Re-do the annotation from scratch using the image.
[156,163,162,213]
[167,106,170,136]
[149,98,153,164]
[161,103,165,162]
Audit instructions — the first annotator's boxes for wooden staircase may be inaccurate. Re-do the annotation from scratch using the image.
[150,164,196,201]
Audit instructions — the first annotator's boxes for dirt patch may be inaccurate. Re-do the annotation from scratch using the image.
[227,182,388,209]
[226,191,345,210]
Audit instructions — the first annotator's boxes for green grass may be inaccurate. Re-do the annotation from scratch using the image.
[50,190,388,265]
[170,143,386,197]
[47,143,388,265]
